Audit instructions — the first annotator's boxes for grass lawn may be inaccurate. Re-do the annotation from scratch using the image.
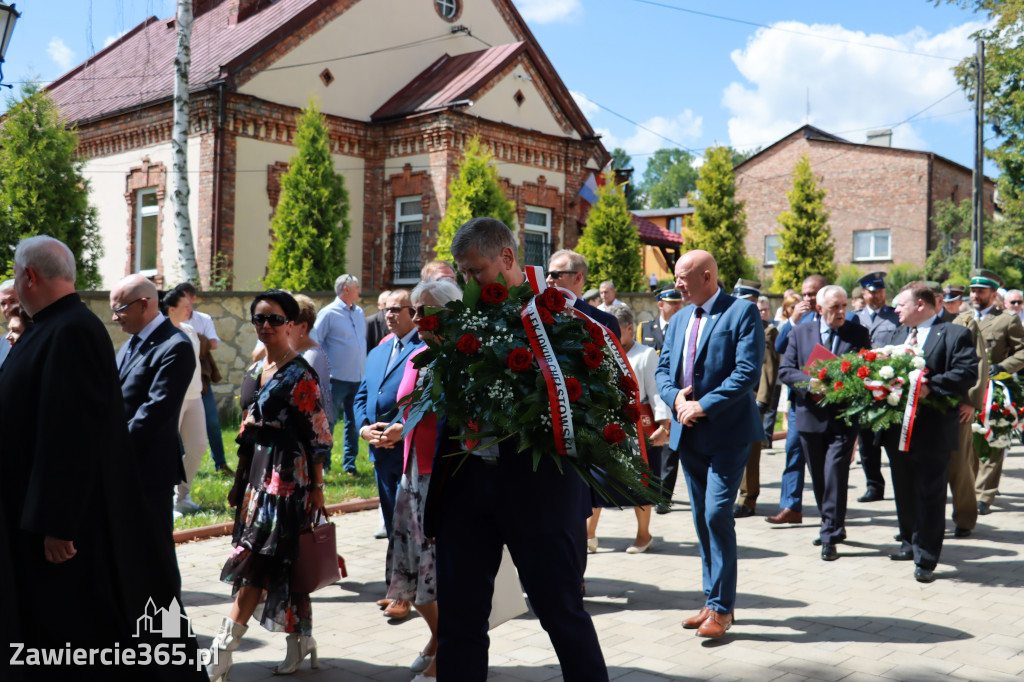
[174,420,379,531]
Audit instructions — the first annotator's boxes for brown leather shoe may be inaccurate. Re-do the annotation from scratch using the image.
[682,607,712,629]
[384,600,411,619]
[696,611,733,638]
[375,599,391,610]
[765,508,803,524]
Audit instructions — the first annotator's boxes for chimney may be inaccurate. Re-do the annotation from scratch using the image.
[230,0,272,24]
[865,129,893,147]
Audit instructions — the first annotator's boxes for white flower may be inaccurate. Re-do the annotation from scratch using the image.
[881,345,894,355]
[879,366,895,380]
[886,393,901,406]
[908,369,923,385]
[911,356,926,370]
[971,423,986,434]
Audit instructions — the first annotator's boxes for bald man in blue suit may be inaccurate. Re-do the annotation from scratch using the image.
[656,250,764,639]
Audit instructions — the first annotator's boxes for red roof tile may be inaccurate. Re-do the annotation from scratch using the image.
[48,0,321,123]
[577,203,684,246]
[372,43,526,121]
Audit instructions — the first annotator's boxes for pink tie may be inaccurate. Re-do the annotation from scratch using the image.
[682,307,704,390]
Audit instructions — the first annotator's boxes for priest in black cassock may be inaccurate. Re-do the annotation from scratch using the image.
[0,236,207,681]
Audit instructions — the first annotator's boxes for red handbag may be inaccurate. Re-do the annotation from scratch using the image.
[291,510,341,594]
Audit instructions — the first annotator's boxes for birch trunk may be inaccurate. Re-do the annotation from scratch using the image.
[172,0,200,283]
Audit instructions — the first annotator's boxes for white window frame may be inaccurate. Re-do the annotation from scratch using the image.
[764,234,780,265]
[522,206,552,268]
[435,0,458,20]
[853,229,891,261]
[135,188,159,276]
[393,196,423,284]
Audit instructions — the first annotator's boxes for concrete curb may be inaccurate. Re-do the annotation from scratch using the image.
[173,497,380,544]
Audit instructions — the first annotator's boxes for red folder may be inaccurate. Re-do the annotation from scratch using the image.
[803,343,837,374]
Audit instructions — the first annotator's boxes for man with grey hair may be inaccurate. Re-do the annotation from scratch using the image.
[597,280,625,313]
[314,273,367,475]
[0,278,19,367]
[1006,288,1024,322]
[420,259,457,283]
[546,249,621,339]
[365,289,392,351]
[1,236,205,677]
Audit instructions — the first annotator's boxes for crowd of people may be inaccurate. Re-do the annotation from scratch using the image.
[2,225,1022,681]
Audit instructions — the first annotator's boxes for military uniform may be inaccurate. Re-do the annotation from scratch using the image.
[637,316,669,353]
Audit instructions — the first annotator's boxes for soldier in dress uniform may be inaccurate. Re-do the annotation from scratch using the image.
[852,271,900,503]
[954,269,1024,515]
[637,287,684,353]
[941,284,965,322]
[733,279,780,518]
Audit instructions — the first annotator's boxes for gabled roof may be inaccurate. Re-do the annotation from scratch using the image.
[578,203,684,246]
[372,43,526,121]
[48,0,324,124]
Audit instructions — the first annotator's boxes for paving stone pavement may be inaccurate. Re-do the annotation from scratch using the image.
[179,444,1024,681]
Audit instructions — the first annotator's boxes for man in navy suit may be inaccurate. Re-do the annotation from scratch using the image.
[111,273,196,598]
[779,285,870,561]
[545,249,620,339]
[852,272,900,503]
[655,250,764,638]
[429,218,608,681]
[885,283,977,583]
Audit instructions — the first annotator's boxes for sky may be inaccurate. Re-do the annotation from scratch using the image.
[0,0,996,178]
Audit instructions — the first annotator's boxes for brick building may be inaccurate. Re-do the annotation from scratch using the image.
[736,125,996,283]
[47,0,607,289]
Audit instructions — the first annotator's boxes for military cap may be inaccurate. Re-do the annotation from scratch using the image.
[857,271,887,291]
[656,287,682,302]
[732,278,761,300]
[582,288,600,302]
[969,268,1003,289]
[942,283,964,302]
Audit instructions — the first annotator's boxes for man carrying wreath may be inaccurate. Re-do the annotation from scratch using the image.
[425,218,608,681]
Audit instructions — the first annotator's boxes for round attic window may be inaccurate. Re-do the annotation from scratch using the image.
[435,0,460,22]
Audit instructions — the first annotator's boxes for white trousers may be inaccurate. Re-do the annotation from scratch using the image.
[176,396,207,501]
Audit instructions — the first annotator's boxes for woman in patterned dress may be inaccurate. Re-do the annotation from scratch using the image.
[207,290,333,680]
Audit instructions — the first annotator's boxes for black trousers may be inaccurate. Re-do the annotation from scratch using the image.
[434,456,608,682]
[799,429,857,544]
[886,445,951,571]
[658,444,681,501]
[141,484,182,601]
[858,427,886,496]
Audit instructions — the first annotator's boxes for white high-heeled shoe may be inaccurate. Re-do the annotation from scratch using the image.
[273,633,318,675]
[207,617,248,682]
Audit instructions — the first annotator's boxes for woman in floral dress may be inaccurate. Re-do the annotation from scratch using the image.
[207,290,332,680]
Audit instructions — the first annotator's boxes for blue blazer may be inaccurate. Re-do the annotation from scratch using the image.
[655,290,765,451]
[354,332,423,461]
[116,319,196,488]
[853,305,899,347]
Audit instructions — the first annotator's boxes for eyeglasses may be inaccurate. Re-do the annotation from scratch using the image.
[545,270,576,280]
[252,314,288,327]
[385,306,413,315]
[111,297,148,316]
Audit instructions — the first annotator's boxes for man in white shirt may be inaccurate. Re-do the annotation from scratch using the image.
[597,280,626,313]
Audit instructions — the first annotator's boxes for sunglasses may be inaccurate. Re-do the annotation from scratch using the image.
[545,270,576,280]
[252,314,288,327]
[1007,300,1023,305]
[385,306,413,315]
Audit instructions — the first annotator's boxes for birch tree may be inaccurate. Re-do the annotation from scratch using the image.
[172,0,200,283]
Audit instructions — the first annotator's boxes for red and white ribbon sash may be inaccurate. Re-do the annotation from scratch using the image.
[981,380,1018,440]
[898,369,928,451]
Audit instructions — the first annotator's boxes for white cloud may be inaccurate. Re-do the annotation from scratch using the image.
[515,0,582,24]
[103,31,128,49]
[570,89,599,118]
[723,20,985,153]
[604,110,703,156]
[48,37,75,70]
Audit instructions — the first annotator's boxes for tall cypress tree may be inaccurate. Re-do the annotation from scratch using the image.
[576,172,643,291]
[0,84,103,288]
[685,146,749,287]
[434,136,515,262]
[265,98,350,291]
[772,154,835,292]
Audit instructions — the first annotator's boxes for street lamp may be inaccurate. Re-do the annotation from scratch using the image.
[0,3,20,89]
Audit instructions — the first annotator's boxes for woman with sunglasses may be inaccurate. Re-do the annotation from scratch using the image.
[208,290,333,680]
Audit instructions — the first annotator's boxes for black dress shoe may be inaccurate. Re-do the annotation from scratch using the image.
[954,527,972,538]
[857,491,883,503]
[914,567,936,583]
[889,550,913,561]
[812,531,847,546]
[893,533,903,542]
[821,543,838,561]
[733,504,755,518]
[655,502,671,515]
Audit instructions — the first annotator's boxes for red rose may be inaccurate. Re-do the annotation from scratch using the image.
[481,282,509,305]
[619,372,638,394]
[818,367,828,381]
[582,343,604,369]
[417,314,439,332]
[864,351,877,362]
[623,404,640,422]
[539,307,554,324]
[538,287,566,312]
[456,333,481,355]
[565,377,582,402]
[505,346,533,372]
[856,366,870,379]
[602,423,627,444]
[834,381,844,391]
[840,360,852,373]
[586,322,606,346]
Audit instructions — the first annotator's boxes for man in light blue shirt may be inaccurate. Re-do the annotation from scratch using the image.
[313,274,367,475]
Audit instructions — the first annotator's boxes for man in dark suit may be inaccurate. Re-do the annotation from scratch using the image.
[779,285,870,561]
[885,282,978,582]
[545,249,621,339]
[364,289,391,351]
[656,250,765,638]
[852,272,900,503]
[111,273,196,598]
[429,219,608,681]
